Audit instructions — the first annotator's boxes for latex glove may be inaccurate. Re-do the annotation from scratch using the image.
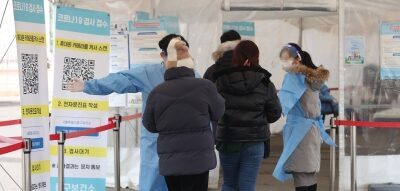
[167,37,180,62]
[65,77,84,92]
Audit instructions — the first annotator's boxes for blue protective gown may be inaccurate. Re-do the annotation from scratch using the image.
[272,72,335,182]
[84,63,168,191]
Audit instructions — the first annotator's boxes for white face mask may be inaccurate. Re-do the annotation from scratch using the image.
[280,59,293,70]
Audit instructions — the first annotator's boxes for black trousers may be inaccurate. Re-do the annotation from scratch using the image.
[164,171,209,191]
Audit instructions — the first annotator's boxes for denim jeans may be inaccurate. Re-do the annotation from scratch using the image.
[219,142,264,191]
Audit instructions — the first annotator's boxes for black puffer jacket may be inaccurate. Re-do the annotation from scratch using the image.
[214,66,282,142]
[143,67,225,176]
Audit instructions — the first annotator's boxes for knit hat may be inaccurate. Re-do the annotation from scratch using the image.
[220,30,241,43]
[159,34,189,53]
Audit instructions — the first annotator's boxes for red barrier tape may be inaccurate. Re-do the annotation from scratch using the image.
[0,135,22,144]
[0,119,21,127]
[107,113,142,122]
[0,142,24,155]
[0,113,141,155]
[49,122,116,141]
[43,113,141,141]
[108,117,114,123]
[335,120,400,128]
[49,134,59,141]
[67,123,115,139]
[121,113,142,121]
[0,113,141,128]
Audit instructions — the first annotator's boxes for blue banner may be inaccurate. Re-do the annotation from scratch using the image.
[381,68,400,80]
[380,21,400,35]
[13,0,45,24]
[50,177,105,191]
[223,21,255,37]
[55,126,99,137]
[56,6,110,36]
[32,137,44,150]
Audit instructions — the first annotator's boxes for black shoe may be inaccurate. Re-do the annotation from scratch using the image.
[308,184,317,191]
[296,184,317,191]
[295,186,308,191]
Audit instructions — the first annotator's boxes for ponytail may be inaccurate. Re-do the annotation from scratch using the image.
[301,51,318,69]
[288,43,318,69]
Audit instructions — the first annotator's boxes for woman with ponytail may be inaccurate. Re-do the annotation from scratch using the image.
[273,43,335,191]
[213,40,282,191]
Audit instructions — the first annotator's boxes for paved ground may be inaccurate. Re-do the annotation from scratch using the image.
[107,134,336,191]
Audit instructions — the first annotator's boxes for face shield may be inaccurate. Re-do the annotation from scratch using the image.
[279,45,302,70]
[280,45,302,61]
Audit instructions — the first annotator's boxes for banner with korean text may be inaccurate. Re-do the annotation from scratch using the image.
[223,21,255,40]
[50,6,110,191]
[12,0,50,190]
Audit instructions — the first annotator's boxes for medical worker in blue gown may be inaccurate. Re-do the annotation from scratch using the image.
[66,34,190,191]
[272,43,335,191]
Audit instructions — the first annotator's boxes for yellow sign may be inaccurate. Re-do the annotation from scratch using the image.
[16,31,46,45]
[52,98,109,111]
[21,105,49,118]
[56,38,109,54]
[31,160,50,174]
[50,146,107,158]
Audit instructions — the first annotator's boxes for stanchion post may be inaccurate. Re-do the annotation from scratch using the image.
[329,117,337,191]
[58,131,66,191]
[113,114,122,191]
[23,138,32,191]
[350,111,357,191]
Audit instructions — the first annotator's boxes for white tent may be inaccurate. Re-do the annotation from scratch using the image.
[1,0,400,190]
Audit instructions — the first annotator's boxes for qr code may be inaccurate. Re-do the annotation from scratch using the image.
[62,57,95,90]
[21,53,39,94]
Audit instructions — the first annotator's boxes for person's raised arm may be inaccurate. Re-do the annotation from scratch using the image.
[65,65,157,95]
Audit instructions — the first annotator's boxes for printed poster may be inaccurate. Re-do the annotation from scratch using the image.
[128,19,166,65]
[109,33,129,107]
[127,19,167,108]
[12,0,50,190]
[345,36,365,65]
[50,6,110,191]
[380,21,400,80]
